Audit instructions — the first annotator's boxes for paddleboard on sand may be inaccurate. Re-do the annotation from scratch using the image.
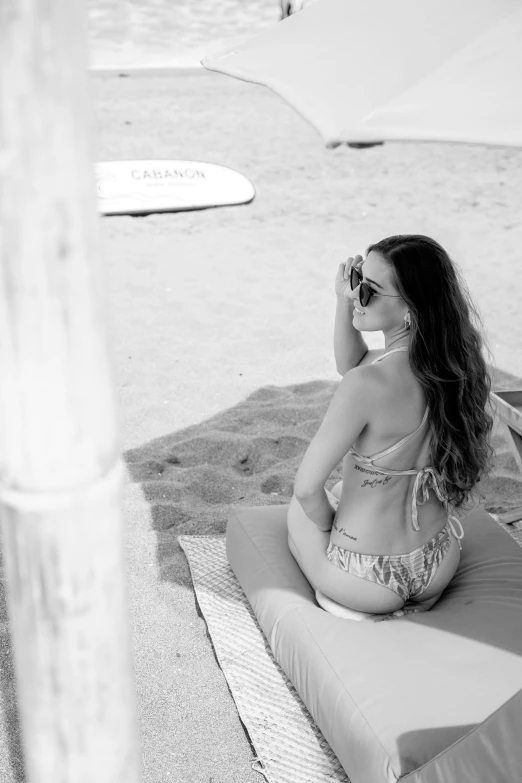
[95,159,255,215]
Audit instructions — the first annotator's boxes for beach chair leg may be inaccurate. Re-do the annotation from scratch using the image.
[500,425,522,523]
[505,424,522,474]
[496,507,522,526]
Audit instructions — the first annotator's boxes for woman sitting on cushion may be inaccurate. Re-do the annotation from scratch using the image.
[287,234,494,621]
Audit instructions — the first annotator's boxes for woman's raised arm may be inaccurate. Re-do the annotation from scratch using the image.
[334,256,369,375]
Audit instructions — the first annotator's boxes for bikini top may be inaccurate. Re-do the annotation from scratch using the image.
[348,347,462,539]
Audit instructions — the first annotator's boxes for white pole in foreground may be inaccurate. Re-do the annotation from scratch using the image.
[0,2,141,782]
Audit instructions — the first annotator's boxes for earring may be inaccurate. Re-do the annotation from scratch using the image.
[404,312,411,328]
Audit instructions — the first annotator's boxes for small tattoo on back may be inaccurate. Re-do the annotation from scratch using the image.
[332,516,357,541]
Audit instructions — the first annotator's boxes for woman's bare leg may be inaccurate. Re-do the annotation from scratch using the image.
[330,480,343,500]
[315,589,384,621]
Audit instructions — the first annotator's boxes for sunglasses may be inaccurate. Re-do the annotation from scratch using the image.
[349,265,402,308]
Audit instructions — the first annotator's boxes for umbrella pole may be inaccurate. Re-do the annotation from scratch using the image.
[0,2,141,781]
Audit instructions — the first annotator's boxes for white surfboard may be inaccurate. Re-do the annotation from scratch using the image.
[95,159,255,215]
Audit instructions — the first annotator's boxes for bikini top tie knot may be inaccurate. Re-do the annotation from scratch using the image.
[411,466,447,531]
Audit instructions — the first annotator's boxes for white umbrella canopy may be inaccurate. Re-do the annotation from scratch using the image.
[202,0,522,148]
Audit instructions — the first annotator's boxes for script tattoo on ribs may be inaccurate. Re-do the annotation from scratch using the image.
[354,463,392,489]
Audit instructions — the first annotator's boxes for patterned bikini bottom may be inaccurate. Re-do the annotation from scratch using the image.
[325,518,464,603]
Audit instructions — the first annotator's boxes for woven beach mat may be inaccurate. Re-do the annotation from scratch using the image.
[179,517,522,783]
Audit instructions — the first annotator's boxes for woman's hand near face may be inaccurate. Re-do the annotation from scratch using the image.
[334,254,368,374]
[335,254,363,301]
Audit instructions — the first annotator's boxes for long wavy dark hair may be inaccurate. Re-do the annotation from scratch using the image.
[366,234,494,513]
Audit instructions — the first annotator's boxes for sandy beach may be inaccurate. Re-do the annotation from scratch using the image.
[1,57,522,782]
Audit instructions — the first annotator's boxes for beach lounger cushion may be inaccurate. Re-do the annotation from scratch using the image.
[226,504,522,783]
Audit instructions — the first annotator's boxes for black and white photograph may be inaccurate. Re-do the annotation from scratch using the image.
[0,1,521,782]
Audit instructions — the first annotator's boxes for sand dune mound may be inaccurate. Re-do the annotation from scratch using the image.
[125,380,340,538]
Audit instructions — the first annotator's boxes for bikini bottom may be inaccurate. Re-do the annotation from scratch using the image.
[325,518,464,603]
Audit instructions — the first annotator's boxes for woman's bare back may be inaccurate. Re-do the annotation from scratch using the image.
[330,349,448,555]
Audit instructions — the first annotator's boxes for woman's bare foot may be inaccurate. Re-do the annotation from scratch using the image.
[372,605,422,622]
[373,594,443,622]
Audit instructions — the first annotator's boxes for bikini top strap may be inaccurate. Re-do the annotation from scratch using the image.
[370,346,409,364]
[366,406,430,462]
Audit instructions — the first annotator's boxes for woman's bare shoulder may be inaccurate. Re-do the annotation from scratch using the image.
[351,349,424,415]
[342,361,384,399]
[355,349,386,367]
[346,354,408,403]
[337,349,386,377]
